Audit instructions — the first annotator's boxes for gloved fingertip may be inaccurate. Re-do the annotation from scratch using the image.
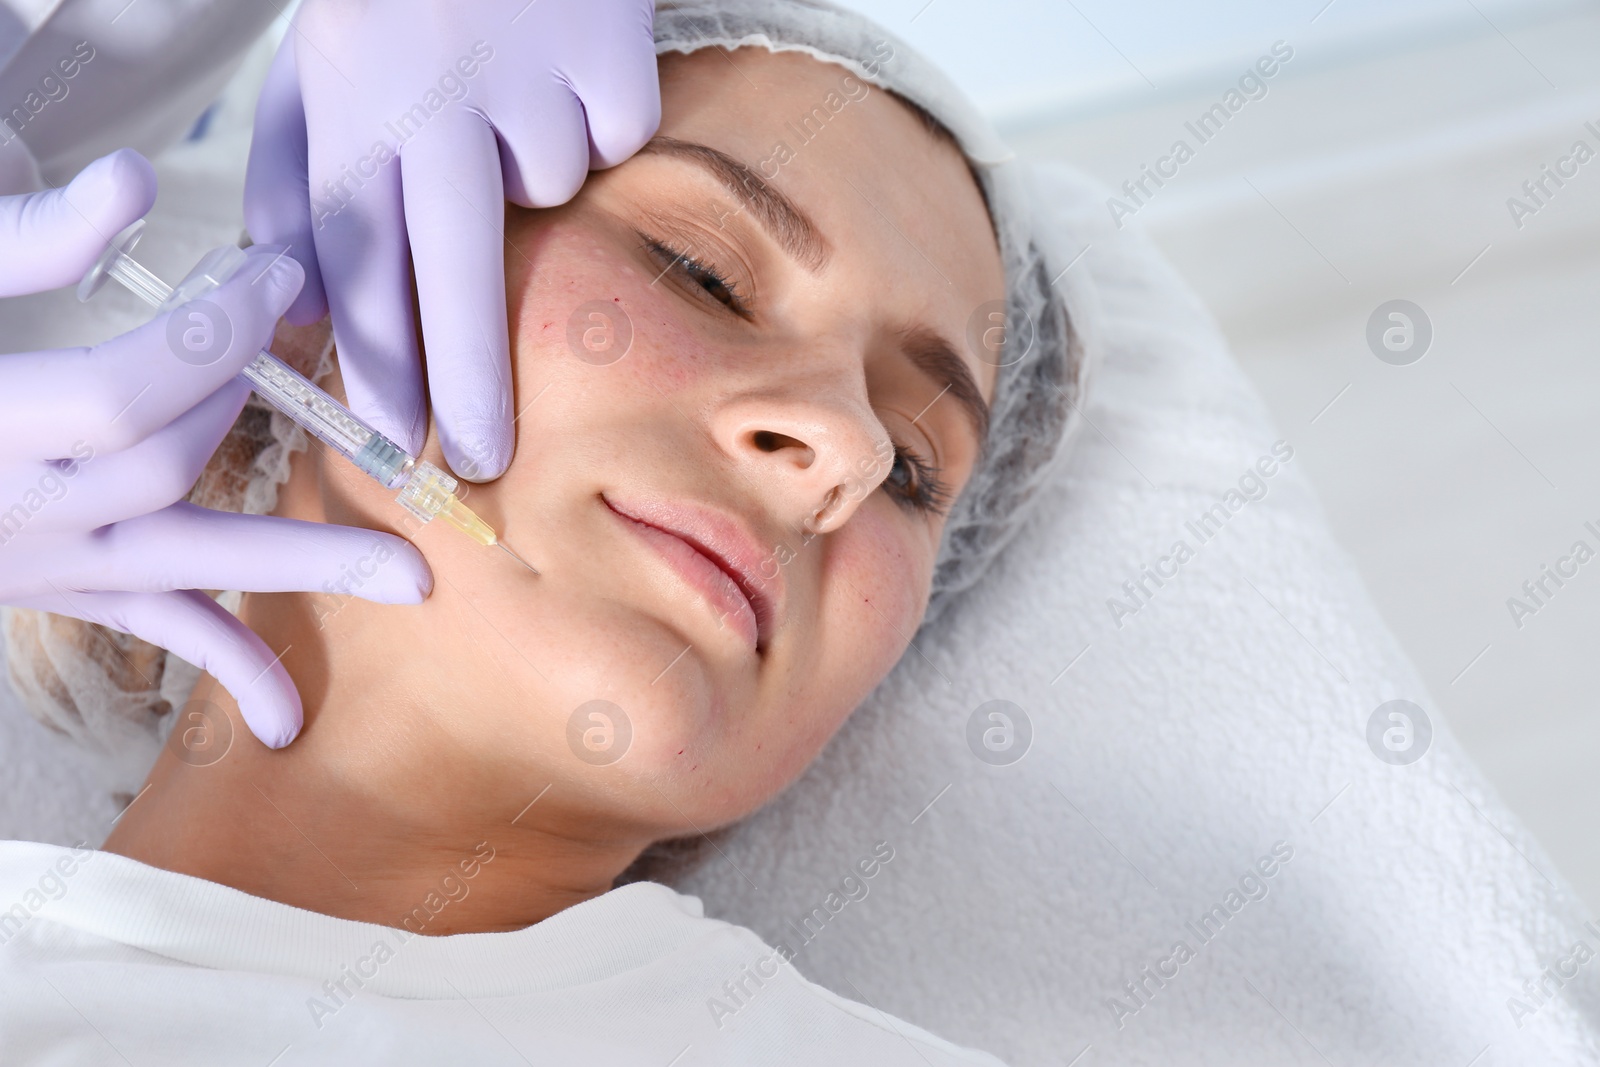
[247,233,325,326]
[586,95,662,170]
[104,146,157,185]
[367,548,434,604]
[284,283,329,327]
[255,710,302,750]
[443,431,512,484]
[71,149,157,216]
[265,723,301,750]
[239,700,303,750]
[451,450,509,484]
[234,667,304,750]
[347,393,427,461]
[395,419,429,463]
[252,248,306,306]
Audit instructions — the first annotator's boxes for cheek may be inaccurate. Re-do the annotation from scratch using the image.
[845,512,928,640]
[513,220,721,397]
[814,504,932,708]
[705,504,931,814]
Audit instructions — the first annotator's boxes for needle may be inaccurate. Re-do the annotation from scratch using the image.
[496,540,540,575]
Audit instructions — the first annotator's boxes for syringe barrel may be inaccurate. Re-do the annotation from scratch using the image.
[81,235,423,496]
[241,352,414,489]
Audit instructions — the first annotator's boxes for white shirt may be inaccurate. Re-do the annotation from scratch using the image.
[0,840,1008,1066]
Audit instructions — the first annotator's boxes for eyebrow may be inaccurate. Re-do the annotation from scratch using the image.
[639,136,830,272]
[901,325,990,445]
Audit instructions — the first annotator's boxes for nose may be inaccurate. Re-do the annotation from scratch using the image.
[711,374,894,535]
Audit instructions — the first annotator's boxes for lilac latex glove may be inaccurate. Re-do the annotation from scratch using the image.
[0,150,433,749]
[244,0,660,482]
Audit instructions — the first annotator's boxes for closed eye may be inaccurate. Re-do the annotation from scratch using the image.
[641,236,752,318]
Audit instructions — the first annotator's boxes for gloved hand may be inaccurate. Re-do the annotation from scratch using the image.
[0,150,433,749]
[244,0,660,482]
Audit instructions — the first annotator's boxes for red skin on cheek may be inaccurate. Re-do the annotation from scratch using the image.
[553,245,705,392]
[600,293,705,393]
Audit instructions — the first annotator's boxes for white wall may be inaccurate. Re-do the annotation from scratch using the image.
[844,0,1584,122]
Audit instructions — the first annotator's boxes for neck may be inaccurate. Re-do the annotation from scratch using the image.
[102,590,651,936]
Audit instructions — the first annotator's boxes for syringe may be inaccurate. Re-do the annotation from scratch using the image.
[77,219,537,574]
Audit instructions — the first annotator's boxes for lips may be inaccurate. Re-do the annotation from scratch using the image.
[602,494,782,652]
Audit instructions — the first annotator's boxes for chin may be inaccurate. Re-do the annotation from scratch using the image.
[526,611,728,764]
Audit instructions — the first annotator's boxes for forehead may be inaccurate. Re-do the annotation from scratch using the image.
[653,47,1004,402]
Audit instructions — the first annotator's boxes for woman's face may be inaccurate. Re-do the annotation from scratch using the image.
[302,47,1003,837]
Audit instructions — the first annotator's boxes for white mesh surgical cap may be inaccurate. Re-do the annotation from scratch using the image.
[654,0,1094,627]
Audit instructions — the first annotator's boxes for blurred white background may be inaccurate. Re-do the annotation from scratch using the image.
[845,0,1600,909]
